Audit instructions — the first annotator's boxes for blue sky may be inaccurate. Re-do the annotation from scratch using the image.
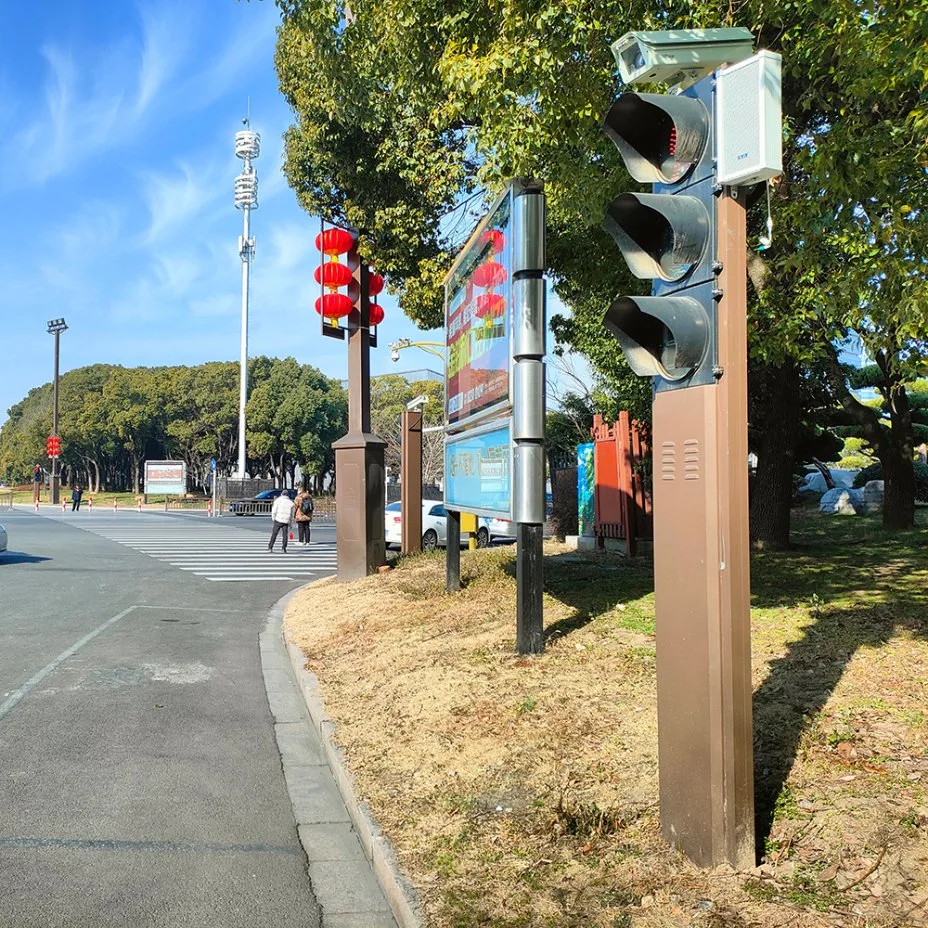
[0,0,448,423]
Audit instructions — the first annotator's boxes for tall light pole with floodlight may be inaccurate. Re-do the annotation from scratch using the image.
[233,118,260,479]
[46,318,68,504]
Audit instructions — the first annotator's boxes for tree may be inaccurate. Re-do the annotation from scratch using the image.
[275,0,928,534]
[370,375,444,485]
[0,359,348,493]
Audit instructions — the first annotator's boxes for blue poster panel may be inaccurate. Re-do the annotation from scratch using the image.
[577,443,595,537]
[444,423,511,519]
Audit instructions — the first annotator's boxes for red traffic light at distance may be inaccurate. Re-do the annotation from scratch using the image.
[46,436,61,457]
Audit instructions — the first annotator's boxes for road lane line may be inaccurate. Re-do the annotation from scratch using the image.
[0,605,138,722]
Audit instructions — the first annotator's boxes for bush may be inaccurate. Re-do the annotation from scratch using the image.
[853,460,928,501]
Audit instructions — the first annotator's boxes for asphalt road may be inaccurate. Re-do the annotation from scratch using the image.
[0,508,334,927]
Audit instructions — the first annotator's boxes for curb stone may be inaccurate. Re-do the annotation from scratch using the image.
[264,585,422,928]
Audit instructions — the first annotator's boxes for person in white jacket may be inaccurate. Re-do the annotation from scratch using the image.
[267,491,294,553]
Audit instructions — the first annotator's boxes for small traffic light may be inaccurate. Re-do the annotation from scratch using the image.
[46,436,61,457]
[601,78,718,389]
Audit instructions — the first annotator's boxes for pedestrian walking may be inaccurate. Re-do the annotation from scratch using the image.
[294,486,314,545]
[71,485,83,511]
[267,490,294,553]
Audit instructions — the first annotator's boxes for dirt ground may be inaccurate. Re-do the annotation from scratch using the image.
[284,542,928,927]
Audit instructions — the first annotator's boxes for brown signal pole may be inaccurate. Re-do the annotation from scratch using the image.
[332,249,387,581]
[652,189,754,869]
[400,409,423,554]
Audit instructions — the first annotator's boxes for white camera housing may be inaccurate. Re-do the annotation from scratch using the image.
[406,394,430,411]
[612,28,755,89]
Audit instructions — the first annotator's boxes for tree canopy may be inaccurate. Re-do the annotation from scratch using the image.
[274,0,928,531]
[0,359,348,493]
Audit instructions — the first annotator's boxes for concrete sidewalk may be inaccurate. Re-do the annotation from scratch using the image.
[262,590,418,928]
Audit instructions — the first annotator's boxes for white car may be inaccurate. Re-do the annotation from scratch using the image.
[0,523,7,554]
[384,502,493,550]
[484,516,516,542]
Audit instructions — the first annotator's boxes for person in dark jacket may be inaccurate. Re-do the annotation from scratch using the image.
[294,487,314,545]
[71,485,83,511]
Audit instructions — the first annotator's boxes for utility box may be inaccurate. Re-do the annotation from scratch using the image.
[716,50,782,186]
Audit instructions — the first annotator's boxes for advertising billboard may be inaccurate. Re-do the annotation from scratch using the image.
[444,422,512,519]
[444,189,512,430]
[144,460,187,496]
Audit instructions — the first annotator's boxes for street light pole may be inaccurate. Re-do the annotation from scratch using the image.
[46,318,68,504]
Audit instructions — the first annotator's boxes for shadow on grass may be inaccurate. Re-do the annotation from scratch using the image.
[752,596,928,850]
[752,510,928,851]
[751,509,928,608]
[499,549,655,645]
[472,513,927,855]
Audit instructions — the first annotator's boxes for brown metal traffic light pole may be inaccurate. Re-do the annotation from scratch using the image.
[332,249,387,581]
[651,189,754,869]
[400,408,423,554]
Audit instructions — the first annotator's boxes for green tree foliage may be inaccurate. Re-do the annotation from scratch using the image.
[0,359,347,492]
[274,0,928,530]
[370,374,444,484]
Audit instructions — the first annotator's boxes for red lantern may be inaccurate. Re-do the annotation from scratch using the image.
[314,292,353,318]
[314,262,353,289]
[368,273,384,296]
[314,227,355,257]
[472,261,507,289]
[475,293,505,318]
[369,303,384,326]
[481,229,505,254]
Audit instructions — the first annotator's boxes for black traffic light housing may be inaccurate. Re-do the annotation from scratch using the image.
[602,76,718,390]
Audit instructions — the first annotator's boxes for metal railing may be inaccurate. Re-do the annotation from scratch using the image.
[0,491,13,510]
[165,497,211,510]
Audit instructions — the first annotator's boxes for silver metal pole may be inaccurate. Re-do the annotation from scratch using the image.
[233,120,260,480]
[237,204,251,479]
[511,181,547,655]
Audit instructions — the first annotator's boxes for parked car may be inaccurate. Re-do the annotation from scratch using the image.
[228,487,296,515]
[0,523,6,553]
[484,516,516,543]
[384,502,493,550]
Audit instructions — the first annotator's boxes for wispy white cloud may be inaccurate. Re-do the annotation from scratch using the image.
[264,222,311,274]
[135,3,190,117]
[174,4,279,112]
[17,44,128,184]
[139,158,224,244]
[151,252,202,296]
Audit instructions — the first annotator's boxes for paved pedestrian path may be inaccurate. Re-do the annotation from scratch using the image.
[35,510,336,582]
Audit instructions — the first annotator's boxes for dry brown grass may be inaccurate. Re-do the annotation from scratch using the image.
[285,529,928,928]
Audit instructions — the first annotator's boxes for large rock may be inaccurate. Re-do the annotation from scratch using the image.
[862,480,884,514]
[819,487,864,515]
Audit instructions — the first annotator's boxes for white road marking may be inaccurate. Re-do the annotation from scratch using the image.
[0,606,138,721]
[45,513,338,582]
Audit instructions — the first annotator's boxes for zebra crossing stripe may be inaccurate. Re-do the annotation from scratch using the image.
[55,513,338,582]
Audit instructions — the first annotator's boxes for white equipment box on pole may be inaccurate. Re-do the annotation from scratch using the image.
[716,50,783,186]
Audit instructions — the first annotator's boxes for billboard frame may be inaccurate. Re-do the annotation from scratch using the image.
[443,183,514,435]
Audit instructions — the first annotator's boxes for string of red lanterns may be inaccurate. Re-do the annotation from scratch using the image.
[313,227,386,332]
[474,227,508,326]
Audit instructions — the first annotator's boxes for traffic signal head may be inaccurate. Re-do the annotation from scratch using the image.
[603,92,709,184]
[601,76,718,391]
[46,436,61,457]
[604,192,710,281]
[604,293,709,382]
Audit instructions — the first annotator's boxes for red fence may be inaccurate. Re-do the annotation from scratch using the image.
[592,412,652,556]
